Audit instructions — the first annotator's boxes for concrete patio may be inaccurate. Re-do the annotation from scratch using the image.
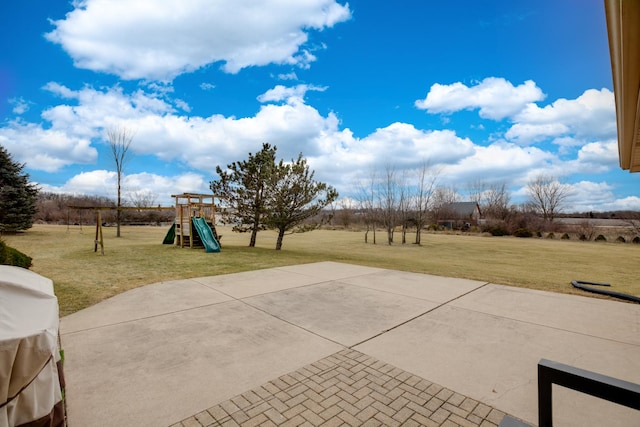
[60,262,640,426]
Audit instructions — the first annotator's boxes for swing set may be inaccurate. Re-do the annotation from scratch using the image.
[66,205,174,255]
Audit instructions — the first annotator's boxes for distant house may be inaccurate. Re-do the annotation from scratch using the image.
[438,202,482,229]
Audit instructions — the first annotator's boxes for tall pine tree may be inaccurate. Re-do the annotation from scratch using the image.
[264,154,338,250]
[0,145,39,232]
[210,143,277,247]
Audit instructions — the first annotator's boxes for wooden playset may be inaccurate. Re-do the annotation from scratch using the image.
[166,193,221,252]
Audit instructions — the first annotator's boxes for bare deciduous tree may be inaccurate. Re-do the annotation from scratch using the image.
[128,189,157,208]
[338,198,355,228]
[413,163,439,245]
[465,179,486,207]
[431,185,458,225]
[576,219,597,241]
[526,174,571,222]
[397,170,412,244]
[484,182,511,221]
[379,164,398,245]
[624,212,640,237]
[356,171,378,244]
[107,126,134,237]
[465,179,511,221]
[327,200,337,226]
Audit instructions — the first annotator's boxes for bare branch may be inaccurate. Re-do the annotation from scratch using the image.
[106,126,135,237]
[526,174,571,222]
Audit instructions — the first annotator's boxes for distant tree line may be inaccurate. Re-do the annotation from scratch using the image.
[35,192,173,225]
[315,168,640,243]
[327,168,578,244]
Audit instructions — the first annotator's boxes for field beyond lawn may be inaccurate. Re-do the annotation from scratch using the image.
[4,224,640,316]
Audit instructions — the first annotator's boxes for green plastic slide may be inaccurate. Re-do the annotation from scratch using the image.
[192,217,221,253]
[162,222,175,244]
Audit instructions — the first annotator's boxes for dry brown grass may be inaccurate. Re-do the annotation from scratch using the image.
[4,224,639,316]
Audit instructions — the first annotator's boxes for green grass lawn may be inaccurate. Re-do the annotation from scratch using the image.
[4,224,639,316]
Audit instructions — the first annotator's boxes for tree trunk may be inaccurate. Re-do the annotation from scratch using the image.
[415,227,422,245]
[249,218,258,247]
[116,209,121,237]
[249,186,263,247]
[249,200,261,247]
[275,227,286,250]
[116,177,121,237]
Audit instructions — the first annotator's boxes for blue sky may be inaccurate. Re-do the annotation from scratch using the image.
[1,0,637,211]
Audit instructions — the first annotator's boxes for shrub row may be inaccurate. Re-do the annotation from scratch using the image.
[0,239,32,268]
[483,226,640,243]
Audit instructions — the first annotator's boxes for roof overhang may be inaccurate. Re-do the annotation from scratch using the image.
[605,0,640,172]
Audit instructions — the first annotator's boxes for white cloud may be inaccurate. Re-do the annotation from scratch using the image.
[124,172,210,205]
[605,196,640,211]
[306,123,478,190]
[277,72,299,81]
[0,84,178,172]
[357,123,475,166]
[0,121,97,172]
[551,136,584,149]
[200,83,216,91]
[43,82,77,99]
[45,0,352,81]
[416,80,616,158]
[9,97,30,114]
[122,96,347,171]
[573,140,619,171]
[174,99,191,112]
[442,141,554,186]
[506,88,616,145]
[504,122,570,145]
[60,170,116,196]
[257,84,327,103]
[415,77,545,120]
[4,83,344,174]
[564,181,618,212]
[40,83,175,137]
[143,81,174,95]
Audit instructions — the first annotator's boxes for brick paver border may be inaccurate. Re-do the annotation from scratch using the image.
[173,349,508,427]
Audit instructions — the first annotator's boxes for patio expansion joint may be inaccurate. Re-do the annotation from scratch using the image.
[349,281,491,349]
[194,275,349,301]
[194,278,349,347]
[240,298,347,348]
[196,275,494,351]
[62,300,234,335]
[273,264,386,281]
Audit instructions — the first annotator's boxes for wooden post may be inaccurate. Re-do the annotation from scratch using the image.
[187,194,193,248]
[94,211,104,255]
[94,211,99,252]
[176,206,184,248]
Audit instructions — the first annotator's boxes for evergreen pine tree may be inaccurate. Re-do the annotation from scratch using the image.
[0,145,39,232]
[210,143,277,247]
[264,153,338,250]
